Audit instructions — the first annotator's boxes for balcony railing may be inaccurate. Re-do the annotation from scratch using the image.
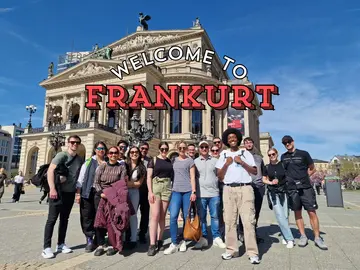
[25,121,118,135]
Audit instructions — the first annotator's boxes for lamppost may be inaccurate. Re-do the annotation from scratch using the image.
[125,113,157,146]
[26,104,37,129]
[190,131,207,148]
[49,131,66,153]
[52,113,63,126]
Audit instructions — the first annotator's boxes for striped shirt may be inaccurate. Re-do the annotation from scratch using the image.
[94,162,127,193]
[172,157,195,193]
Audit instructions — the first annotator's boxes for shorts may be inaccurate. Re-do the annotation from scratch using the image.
[288,187,318,211]
[152,177,172,201]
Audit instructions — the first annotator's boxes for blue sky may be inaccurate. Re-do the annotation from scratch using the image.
[1,0,360,160]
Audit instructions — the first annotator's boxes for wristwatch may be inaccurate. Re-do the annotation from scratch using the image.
[192,191,196,195]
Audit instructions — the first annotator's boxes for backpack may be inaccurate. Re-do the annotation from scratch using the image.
[31,164,50,192]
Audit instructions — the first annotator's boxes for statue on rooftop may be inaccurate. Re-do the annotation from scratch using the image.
[48,62,54,78]
[139,12,151,30]
[193,17,201,28]
[104,47,113,60]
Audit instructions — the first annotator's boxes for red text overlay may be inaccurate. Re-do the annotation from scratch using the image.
[85,84,279,111]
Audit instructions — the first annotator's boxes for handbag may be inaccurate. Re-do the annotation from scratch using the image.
[183,201,202,242]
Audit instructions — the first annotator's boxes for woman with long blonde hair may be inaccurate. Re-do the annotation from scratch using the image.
[263,148,294,248]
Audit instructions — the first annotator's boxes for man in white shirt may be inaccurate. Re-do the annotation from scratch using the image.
[215,128,260,264]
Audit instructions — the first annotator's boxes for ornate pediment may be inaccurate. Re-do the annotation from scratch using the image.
[68,62,113,79]
[110,30,202,55]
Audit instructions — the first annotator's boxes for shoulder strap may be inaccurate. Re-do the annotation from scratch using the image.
[66,154,78,167]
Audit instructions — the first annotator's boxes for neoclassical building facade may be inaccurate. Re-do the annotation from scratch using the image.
[19,21,265,180]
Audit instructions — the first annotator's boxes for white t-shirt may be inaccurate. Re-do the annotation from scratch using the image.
[14,175,24,184]
[215,149,256,184]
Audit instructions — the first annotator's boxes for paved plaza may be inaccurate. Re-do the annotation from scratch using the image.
[0,186,360,270]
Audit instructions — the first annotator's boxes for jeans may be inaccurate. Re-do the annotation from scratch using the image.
[12,183,23,202]
[128,188,140,242]
[198,196,221,239]
[138,187,150,237]
[169,191,191,244]
[270,193,294,242]
[43,192,75,249]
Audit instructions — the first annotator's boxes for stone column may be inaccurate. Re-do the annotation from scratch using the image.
[222,109,228,133]
[79,92,85,123]
[161,110,166,139]
[99,98,105,124]
[215,110,222,137]
[165,109,170,138]
[62,95,67,123]
[244,109,250,138]
[181,110,190,135]
[204,104,211,136]
[43,98,49,127]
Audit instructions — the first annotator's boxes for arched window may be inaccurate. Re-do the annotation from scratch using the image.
[192,110,202,134]
[170,109,182,133]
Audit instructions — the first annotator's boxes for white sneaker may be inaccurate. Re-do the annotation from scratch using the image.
[42,248,54,259]
[55,244,72,254]
[221,252,233,260]
[286,240,294,249]
[164,243,178,255]
[282,239,287,245]
[213,237,226,249]
[250,255,260,264]
[179,240,187,252]
[194,237,208,249]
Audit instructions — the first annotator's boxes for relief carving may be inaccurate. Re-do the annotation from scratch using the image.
[113,34,180,53]
[69,63,111,78]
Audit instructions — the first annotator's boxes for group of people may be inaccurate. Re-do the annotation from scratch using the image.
[39,128,328,264]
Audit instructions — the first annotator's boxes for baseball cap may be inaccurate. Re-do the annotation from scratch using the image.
[199,141,209,146]
[282,135,294,144]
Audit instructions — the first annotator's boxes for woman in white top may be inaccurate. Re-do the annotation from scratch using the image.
[126,145,147,249]
[12,170,24,203]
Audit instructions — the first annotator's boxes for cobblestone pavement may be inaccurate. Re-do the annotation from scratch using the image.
[1,186,360,270]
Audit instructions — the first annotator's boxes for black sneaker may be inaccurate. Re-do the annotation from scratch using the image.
[106,247,118,256]
[147,245,157,256]
[157,240,164,251]
[94,247,105,256]
[85,237,96,253]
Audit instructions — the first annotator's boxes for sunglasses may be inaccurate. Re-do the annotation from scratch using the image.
[69,141,80,145]
[160,148,169,152]
[140,147,149,151]
[130,151,139,155]
[211,149,219,152]
[178,147,186,150]
[200,146,209,149]
[213,141,221,144]
[119,146,127,150]
[268,153,276,157]
[109,151,119,155]
[283,141,292,145]
[96,147,105,151]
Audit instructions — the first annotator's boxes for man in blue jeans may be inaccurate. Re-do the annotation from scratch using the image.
[193,141,226,249]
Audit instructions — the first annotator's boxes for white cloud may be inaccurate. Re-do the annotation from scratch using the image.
[257,65,360,161]
[0,8,14,13]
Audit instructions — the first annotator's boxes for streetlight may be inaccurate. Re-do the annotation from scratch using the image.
[26,104,37,129]
[52,113,63,126]
[49,131,66,153]
[190,131,207,148]
[125,113,157,146]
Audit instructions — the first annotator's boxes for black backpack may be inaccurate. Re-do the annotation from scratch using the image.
[31,164,50,192]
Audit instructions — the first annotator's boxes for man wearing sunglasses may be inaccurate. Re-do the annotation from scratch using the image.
[194,141,226,250]
[42,135,84,259]
[138,142,151,243]
[280,135,328,250]
[117,140,129,163]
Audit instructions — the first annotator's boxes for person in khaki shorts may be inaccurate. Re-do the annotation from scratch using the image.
[215,128,260,264]
[146,142,174,256]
